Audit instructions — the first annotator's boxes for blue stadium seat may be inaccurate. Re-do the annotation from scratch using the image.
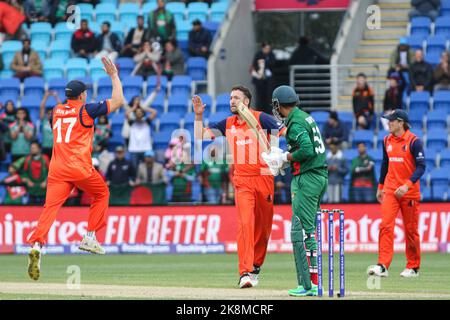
[158,112,181,132]
[183,113,196,131]
[123,75,143,98]
[410,17,431,38]
[430,168,449,189]
[406,35,425,51]
[166,2,186,21]
[433,91,450,111]
[95,3,117,24]
[425,35,447,56]
[44,58,65,80]
[435,16,450,38]
[66,58,88,80]
[0,94,17,106]
[0,71,14,79]
[178,39,189,60]
[337,111,353,131]
[187,2,209,22]
[215,93,230,113]
[44,95,59,108]
[410,129,424,142]
[110,21,126,40]
[425,52,441,67]
[426,110,448,130]
[20,95,41,122]
[49,40,71,60]
[110,111,125,132]
[89,21,101,35]
[0,78,20,99]
[203,21,220,38]
[197,93,212,116]
[119,3,139,27]
[116,57,135,78]
[100,0,118,5]
[153,131,173,150]
[352,130,374,148]
[150,92,166,114]
[48,77,67,98]
[377,130,389,149]
[310,111,329,128]
[1,40,22,67]
[176,20,192,41]
[168,94,189,114]
[89,59,108,82]
[426,129,449,149]
[75,76,93,101]
[422,186,432,201]
[31,41,47,61]
[211,2,228,23]
[146,75,168,93]
[30,22,52,45]
[186,57,207,80]
[108,133,124,150]
[54,22,74,42]
[408,109,425,130]
[409,91,430,113]
[142,2,158,23]
[207,111,230,127]
[97,76,113,100]
[439,149,450,169]
[432,185,448,201]
[171,75,192,96]
[343,148,358,168]
[425,149,437,170]
[24,77,45,97]
[78,3,94,22]
[441,0,450,16]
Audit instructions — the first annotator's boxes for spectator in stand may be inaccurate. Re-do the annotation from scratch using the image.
[10,38,42,81]
[71,19,96,59]
[188,19,211,58]
[410,49,433,92]
[48,0,76,25]
[0,52,4,71]
[0,100,17,154]
[24,0,52,22]
[199,148,228,204]
[94,142,114,175]
[326,142,348,203]
[136,150,167,185]
[94,22,121,62]
[148,0,176,44]
[9,107,35,162]
[322,111,349,149]
[409,0,440,21]
[106,146,136,187]
[274,167,292,204]
[121,15,149,58]
[126,106,156,170]
[1,164,26,204]
[289,36,329,66]
[93,115,112,154]
[0,115,7,161]
[166,144,195,203]
[352,73,375,130]
[39,90,61,159]
[162,39,185,80]
[350,142,377,203]
[251,42,276,114]
[80,157,106,205]
[433,51,450,92]
[382,73,403,131]
[133,41,162,80]
[389,38,414,74]
[14,141,49,205]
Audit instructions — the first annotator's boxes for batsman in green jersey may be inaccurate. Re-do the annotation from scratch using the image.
[263,85,328,297]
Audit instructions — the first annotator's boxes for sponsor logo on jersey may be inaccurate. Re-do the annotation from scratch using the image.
[387,144,393,152]
[236,138,253,146]
[389,157,404,163]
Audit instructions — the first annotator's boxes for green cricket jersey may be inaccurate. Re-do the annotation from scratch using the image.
[285,107,328,176]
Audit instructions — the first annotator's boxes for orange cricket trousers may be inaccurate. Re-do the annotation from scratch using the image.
[233,175,274,275]
[28,170,109,245]
[378,193,421,269]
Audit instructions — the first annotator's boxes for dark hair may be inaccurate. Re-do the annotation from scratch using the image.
[356,73,366,78]
[102,21,111,28]
[261,42,270,48]
[16,107,31,122]
[231,85,252,105]
[98,114,109,124]
[30,141,41,149]
[81,19,88,24]
[357,142,366,147]
[299,36,309,46]
[129,95,140,106]
[166,39,177,48]
[137,15,144,20]
[5,100,16,114]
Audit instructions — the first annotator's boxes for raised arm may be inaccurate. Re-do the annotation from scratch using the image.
[193,95,214,141]
[102,57,125,113]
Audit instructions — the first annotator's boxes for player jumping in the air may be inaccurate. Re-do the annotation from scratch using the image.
[27,57,125,281]
[262,85,328,297]
[193,86,285,288]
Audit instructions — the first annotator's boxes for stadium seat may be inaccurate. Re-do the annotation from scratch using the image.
[434,16,450,38]
[197,93,212,116]
[430,168,449,188]
[168,94,189,114]
[405,35,424,51]
[426,129,449,150]
[1,40,22,67]
[215,93,230,113]
[176,20,192,41]
[352,130,374,148]
[110,21,126,40]
[337,111,353,131]
[211,2,228,23]
[89,59,108,82]
[425,52,441,67]
[30,22,52,45]
[422,187,432,201]
[78,3,94,22]
[75,76,93,101]
[183,113,196,131]
[153,131,173,150]
[187,2,209,22]
[0,78,20,99]
[377,130,389,149]
[66,58,88,80]
[410,17,431,38]
[119,3,139,27]
[432,185,448,201]
[95,3,117,24]
[146,75,168,93]
[150,92,166,114]
[433,91,450,111]
[142,2,158,23]
[123,75,143,98]
[186,57,207,81]
[343,148,358,168]
[439,149,450,169]
[426,110,448,130]
[166,2,186,21]
[207,111,229,126]
[44,58,65,80]
[310,111,329,128]
[171,75,192,96]
[110,111,125,132]
[409,91,430,113]
[441,0,450,16]
[410,129,424,142]
[24,77,45,97]
[425,35,447,56]
[97,76,113,100]
[54,22,74,42]
[49,40,71,60]
[89,21,101,35]
[408,109,425,130]
[20,95,41,122]
[0,70,14,79]
[158,112,182,132]
[115,57,135,78]
[48,77,67,98]
[31,41,48,61]
[425,148,438,170]
[108,132,124,150]
[100,0,118,4]
[203,21,220,38]
[0,94,17,106]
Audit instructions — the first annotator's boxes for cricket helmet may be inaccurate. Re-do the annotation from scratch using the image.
[271,85,299,122]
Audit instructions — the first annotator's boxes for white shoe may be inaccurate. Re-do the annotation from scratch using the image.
[28,247,41,281]
[400,268,419,278]
[249,272,259,287]
[239,274,255,288]
[79,236,106,255]
[367,264,389,277]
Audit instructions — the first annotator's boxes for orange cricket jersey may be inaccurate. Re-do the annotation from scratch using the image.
[382,130,421,199]
[48,99,111,181]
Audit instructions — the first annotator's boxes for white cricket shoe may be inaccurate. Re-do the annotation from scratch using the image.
[248,272,259,287]
[400,268,419,278]
[239,273,258,288]
[79,236,106,255]
[367,264,389,277]
[28,247,41,281]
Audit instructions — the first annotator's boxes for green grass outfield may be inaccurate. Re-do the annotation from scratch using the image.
[0,253,449,300]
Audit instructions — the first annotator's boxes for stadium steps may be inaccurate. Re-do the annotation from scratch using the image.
[355,48,392,58]
[363,28,407,40]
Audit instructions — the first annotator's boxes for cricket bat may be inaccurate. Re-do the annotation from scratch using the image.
[236,102,271,153]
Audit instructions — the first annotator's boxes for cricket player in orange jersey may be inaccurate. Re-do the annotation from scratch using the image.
[193,85,286,288]
[367,109,426,278]
[27,57,125,281]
